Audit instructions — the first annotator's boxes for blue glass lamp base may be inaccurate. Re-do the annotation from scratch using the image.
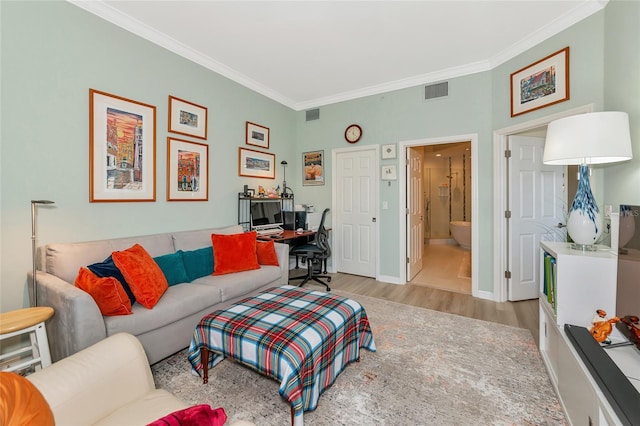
[566,165,602,249]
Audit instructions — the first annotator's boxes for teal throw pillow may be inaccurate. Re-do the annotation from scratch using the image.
[181,247,214,281]
[153,252,189,286]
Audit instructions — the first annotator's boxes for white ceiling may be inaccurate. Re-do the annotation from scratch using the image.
[70,0,606,111]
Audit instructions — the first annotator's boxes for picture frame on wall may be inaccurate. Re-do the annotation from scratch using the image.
[167,137,208,201]
[239,147,275,179]
[510,47,569,117]
[89,89,156,202]
[245,121,270,149]
[302,150,324,186]
[381,144,397,159]
[381,165,397,180]
[168,96,208,140]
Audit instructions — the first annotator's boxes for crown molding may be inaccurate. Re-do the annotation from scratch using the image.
[293,60,491,111]
[68,0,608,112]
[67,0,298,109]
[489,0,607,68]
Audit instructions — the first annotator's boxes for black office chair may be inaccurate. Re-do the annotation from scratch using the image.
[289,208,331,291]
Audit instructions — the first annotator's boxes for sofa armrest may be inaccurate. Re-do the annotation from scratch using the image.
[274,242,289,285]
[31,270,106,362]
[28,333,157,425]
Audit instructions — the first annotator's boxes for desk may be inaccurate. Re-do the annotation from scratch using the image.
[256,229,316,242]
[258,230,326,272]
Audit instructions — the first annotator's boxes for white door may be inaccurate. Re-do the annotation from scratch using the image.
[335,148,377,277]
[407,147,424,280]
[508,135,566,301]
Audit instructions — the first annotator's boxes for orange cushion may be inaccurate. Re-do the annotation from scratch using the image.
[256,240,279,266]
[75,267,132,316]
[112,244,168,309]
[0,372,54,426]
[211,231,260,275]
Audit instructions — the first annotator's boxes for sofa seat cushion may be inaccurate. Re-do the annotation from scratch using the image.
[93,389,187,426]
[104,284,222,337]
[192,266,281,302]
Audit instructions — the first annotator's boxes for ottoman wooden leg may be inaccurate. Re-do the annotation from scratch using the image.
[200,347,209,384]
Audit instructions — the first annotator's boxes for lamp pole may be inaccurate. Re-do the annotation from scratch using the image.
[31,200,54,307]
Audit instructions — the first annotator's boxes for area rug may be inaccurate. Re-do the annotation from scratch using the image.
[152,291,566,425]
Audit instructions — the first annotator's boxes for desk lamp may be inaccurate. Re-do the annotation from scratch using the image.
[543,111,632,250]
[280,160,293,198]
[31,199,55,306]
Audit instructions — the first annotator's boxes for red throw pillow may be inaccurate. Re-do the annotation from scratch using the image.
[256,240,279,266]
[211,231,260,275]
[112,244,168,309]
[0,372,54,426]
[75,267,132,316]
[147,404,227,426]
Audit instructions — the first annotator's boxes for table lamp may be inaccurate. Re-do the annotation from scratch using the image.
[543,111,632,250]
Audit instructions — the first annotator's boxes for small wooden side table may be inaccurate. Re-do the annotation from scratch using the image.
[0,306,54,373]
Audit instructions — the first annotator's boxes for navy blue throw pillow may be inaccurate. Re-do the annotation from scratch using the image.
[87,255,136,305]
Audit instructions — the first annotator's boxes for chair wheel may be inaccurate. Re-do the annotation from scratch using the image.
[327,277,332,282]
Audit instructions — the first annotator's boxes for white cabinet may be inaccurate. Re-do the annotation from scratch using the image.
[538,242,620,425]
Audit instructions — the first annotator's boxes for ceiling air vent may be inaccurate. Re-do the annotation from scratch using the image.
[306,108,320,121]
[424,81,449,100]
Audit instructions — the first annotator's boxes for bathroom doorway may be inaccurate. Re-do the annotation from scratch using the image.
[408,141,473,294]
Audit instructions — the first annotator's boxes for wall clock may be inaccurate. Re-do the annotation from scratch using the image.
[344,124,362,143]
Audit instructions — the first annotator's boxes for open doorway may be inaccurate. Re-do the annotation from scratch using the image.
[399,133,479,298]
[409,142,472,294]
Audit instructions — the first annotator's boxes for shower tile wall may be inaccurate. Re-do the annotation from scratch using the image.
[422,143,471,240]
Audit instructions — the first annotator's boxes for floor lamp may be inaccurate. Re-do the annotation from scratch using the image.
[31,199,55,307]
[543,112,632,250]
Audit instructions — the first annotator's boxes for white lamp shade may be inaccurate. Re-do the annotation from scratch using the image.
[543,111,632,165]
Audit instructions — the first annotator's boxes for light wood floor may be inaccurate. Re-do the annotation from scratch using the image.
[410,243,472,294]
[301,272,540,347]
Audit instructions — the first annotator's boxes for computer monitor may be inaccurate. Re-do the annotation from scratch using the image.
[250,200,283,230]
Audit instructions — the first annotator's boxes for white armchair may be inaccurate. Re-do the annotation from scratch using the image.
[27,332,253,425]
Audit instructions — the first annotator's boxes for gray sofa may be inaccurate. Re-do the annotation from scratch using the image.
[32,225,289,364]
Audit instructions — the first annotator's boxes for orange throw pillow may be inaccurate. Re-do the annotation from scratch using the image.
[0,372,54,426]
[75,267,132,316]
[112,244,168,309]
[256,240,279,266]
[211,231,260,275]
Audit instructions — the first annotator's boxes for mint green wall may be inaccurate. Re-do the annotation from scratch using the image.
[0,1,295,311]
[293,75,493,281]
[603,0,640,206]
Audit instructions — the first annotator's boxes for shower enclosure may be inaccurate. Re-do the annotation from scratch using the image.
[423,143,471,242]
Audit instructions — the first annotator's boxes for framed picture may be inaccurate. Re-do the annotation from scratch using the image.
[89,89,156,202]
[245,121,270,149]
[167,137,208,201]
[302,150,324,186]
[510,47,569,117]
[381,144,397,159]
[239,147,275,179]
[168,96,208,140]
[381,165,397,181]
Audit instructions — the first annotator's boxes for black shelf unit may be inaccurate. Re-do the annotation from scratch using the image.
[238,195,294,231]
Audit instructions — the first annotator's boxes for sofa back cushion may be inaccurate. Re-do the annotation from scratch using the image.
[45,234,174,284]
[172,225,243,251]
